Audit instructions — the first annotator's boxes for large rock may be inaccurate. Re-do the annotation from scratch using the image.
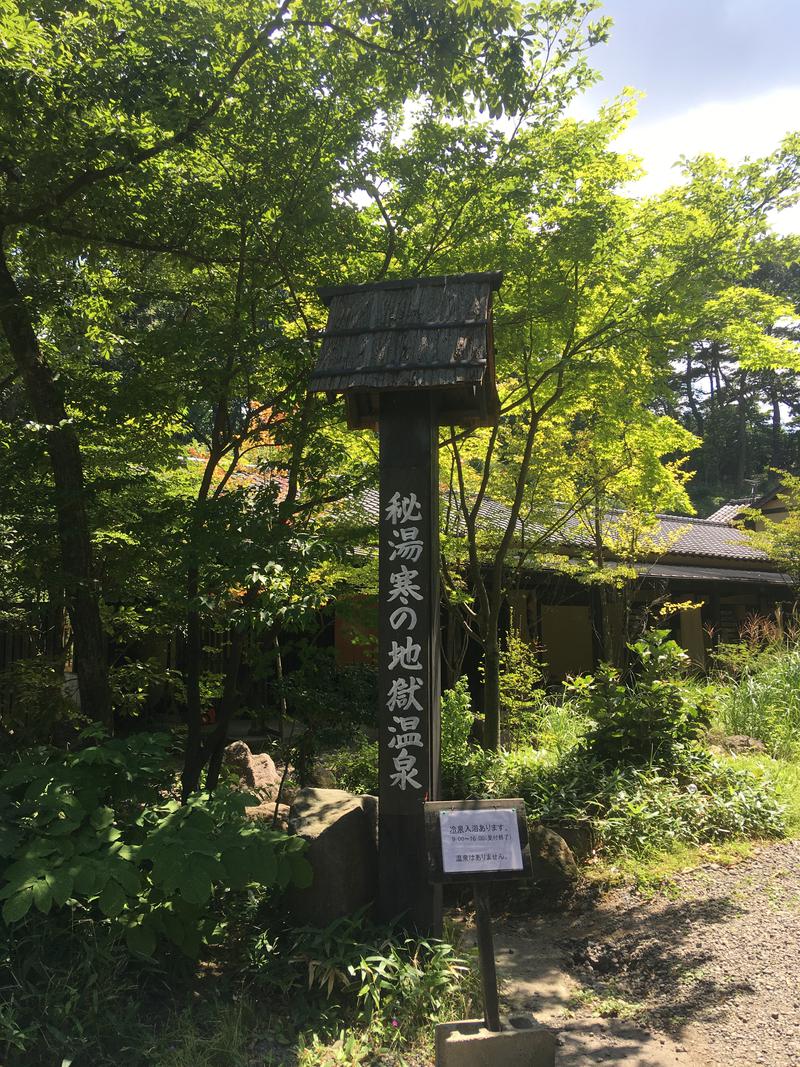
[528,823,579,890]
[305,763,337,788]
[721,734,767,754]
[223,740,281,800]
[245,801,291,830]
[288,787,378,926]
[546,820,597,863]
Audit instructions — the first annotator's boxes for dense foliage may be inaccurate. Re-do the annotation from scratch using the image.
[251,911,479,1047]
[569,631,713,766]
[0,899,478,1066]
[329,651,786,860]
[0,0,609,779]
[714,635,800,760]
[1,0,800,1060]
[0,732,310,955]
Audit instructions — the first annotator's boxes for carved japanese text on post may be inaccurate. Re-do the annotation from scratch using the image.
[384,491,426,792]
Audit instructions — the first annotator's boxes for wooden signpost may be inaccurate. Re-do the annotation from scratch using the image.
[377,391,441,928]
[310,273,502,932]
[425,798,532,1031]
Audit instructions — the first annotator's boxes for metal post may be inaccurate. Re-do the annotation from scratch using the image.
[473,882,501,1031]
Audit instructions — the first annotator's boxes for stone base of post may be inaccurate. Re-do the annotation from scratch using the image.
[435,1016,556,1067]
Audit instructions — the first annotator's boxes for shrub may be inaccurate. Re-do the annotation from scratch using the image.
[570,630,712,767]
[715,643,800,759]
[0,916,157,1066]
[110,660,186,720]
[329,735,379,796]
[250,911,479,1046]
[0,731,311,956]
[499,635,546,748]
[596,752,785,854]
[283,651,377,739]
[440,677,475,797]
[471,745,785,857]
[328,678,478,799]
[534,700,590,758]
[0,658,82,748]
[281,649,378,783]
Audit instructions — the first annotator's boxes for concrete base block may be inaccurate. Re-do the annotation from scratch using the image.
[435,1016,556,1067]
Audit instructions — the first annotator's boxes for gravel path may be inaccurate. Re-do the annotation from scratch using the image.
[495,840,800,1065]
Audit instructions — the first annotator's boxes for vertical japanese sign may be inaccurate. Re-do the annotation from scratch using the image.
[378,392,441,931]
[384,496,426,792]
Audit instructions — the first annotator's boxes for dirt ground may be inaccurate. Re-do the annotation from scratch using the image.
[489,840,800,1066]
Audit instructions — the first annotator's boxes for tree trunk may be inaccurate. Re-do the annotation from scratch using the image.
[0,239,112,726]
[736,373,748,493]
[273,633,287,739]
[684,350,704,434]
[482,614,501,750]
[181,563,204,799]
[599,584,614,663]
[442,601,470,690]
[181,580,257,799]
[204,622,248,791]
[180,444,222,799]
[591,495,614,662]
[771,379,782,468]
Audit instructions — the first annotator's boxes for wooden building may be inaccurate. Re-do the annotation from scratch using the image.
[335,491,795,681]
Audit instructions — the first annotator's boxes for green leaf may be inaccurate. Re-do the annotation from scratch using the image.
[249,846,277,887]
[177,869,213,906]
[110,860,140,896]
[161,909,186,948]
[275,855,292,890]
[90,806,115,830]
[72,861,99,896]
[126,923,156,957]
[0,826,23,858]
[33,879,53,914]
[3,887,33,923]
[98,878,127,917]
[289,854,313,890]
[47,818,80,837]
[47,868,74,907]
[95,825,122,844]
[221,847,252,890]
[0,764,45,788]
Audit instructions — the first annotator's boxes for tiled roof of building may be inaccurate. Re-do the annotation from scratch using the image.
[358,488,770,565]
[705,501,749,524]
[706,488,784,525]
[645,513,766,561]
[637,562,791,586]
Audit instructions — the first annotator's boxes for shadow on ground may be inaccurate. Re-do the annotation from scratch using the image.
[564,892,754,1027]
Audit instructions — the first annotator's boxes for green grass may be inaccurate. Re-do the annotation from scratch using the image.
[149,998,256,1067]
[727,752,800,837]
[593,837,757,896]
[714,645,800,760]
[567,984,643,1021]
[0,906,479,1067]
[588,751,800,893]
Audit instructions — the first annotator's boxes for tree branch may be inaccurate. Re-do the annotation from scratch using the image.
[25,221,249,267]
[10,0,293,224]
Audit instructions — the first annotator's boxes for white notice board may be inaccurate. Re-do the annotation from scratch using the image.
[439,807,523,875]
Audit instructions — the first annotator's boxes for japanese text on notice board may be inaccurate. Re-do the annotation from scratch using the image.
[439,808,523,874]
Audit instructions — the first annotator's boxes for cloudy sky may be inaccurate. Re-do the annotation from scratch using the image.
[573,0,800,234]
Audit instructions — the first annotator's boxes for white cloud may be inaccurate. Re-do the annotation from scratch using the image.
[576,86,800,235]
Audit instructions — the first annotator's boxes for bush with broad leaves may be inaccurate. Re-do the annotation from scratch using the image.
[0,731,311,956]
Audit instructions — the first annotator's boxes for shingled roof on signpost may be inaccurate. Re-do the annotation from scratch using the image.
[310,272,502,430]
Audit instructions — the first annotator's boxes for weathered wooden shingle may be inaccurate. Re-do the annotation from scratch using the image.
[310,273,501,429]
